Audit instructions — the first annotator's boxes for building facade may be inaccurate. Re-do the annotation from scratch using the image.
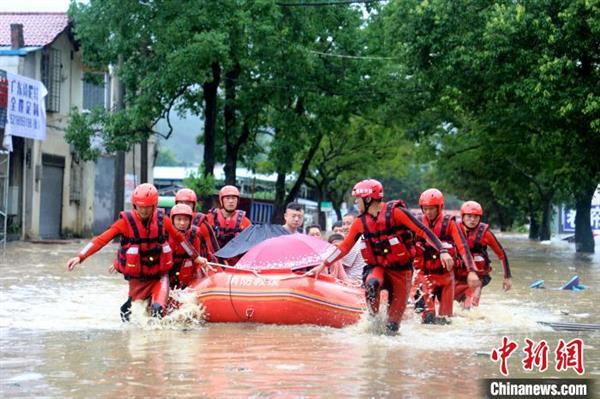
[0,13,154,240]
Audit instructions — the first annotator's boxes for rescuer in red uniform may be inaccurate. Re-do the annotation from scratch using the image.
[169,203,219,289]
[311,179,454,335]
[66,183,208,320]
[454,200,512,308]
[174,188,220,252]
[207,185,251,251]
[412,188,477,324]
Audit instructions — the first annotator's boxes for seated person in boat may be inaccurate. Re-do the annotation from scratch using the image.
[325,234,349,280]
[306,224,323,239]
[339,212,366,281]
[331,221,343,235]
[282,202,305,234]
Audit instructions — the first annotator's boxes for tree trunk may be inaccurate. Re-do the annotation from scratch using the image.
[315,186,325,230]
[112,55,125,217]
[497,206,511,232]
[283,132,323,205]
[528,208,540,240]
[223,64,241,185]
[224,152,236,186]
[140,137,148,183]
[272,169,287,224]
[331,197,343,221]
[539,193,553,241]
[202,62,220,178]
[574,184,596,253]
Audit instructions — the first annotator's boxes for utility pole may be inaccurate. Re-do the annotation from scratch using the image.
[112,56,125,219]
[140,137,148,183]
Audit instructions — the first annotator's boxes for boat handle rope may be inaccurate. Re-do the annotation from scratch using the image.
[206,261,316,282]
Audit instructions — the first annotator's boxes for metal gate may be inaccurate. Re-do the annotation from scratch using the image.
[0,149,8,248]
[39,154,64,239]
[93,155,115,234]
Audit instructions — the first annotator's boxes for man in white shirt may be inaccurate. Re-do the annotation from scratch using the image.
[340,212,366,280]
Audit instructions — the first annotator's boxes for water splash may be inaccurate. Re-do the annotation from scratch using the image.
[127,289,206,330]
[338,295,559,351]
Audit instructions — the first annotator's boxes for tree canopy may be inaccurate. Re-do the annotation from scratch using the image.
[67,0,599,251]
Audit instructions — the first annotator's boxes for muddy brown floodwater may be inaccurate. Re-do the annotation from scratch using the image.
[1,235,598,398]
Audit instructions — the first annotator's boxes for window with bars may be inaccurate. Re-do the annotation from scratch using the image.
[83,72,106,110]
[41,48,61,113]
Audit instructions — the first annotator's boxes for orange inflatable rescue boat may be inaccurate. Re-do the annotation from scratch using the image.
[185,234,367,328]
[186,267,366,328]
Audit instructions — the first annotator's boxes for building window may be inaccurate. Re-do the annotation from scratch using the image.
[41,48,61,113]
[83,72,106,111]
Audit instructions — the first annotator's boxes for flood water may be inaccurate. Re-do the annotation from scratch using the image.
[1,235,598,398]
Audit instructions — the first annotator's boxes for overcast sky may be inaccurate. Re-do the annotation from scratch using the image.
[0,0,74,12]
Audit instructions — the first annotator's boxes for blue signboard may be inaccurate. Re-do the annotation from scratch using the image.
[561,205,600,233]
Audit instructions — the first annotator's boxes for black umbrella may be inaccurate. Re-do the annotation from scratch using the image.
[215,224,290,259]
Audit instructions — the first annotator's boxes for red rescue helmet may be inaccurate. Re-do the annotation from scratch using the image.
[219,185,240,204]
[131,183,158,207]
[419,188,444,208]
[352,179,384,200]
[170,203,194,219]
[175,188,197,205]
[460,201,483,218]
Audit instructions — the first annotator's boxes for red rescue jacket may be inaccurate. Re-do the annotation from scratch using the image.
[464,222,492,275]
[416,214,458,273]
[169,225,201,287]
[114,209,173,279]
[359,201,416,270]
[192,212,207,228]
[209,208,247,248]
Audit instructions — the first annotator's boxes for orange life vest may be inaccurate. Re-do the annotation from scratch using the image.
[418,214,458,273]
[465,222,492,275]
[169,226,200,287]
[359,201,415,270]
[114,209,173,279]
[209,208,246,248]
[192,212,208,229]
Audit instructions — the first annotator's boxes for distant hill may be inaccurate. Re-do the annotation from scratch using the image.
[154,109,204,165]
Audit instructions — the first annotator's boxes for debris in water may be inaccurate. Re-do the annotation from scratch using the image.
[529,279,545,289]
[560,275,586,291]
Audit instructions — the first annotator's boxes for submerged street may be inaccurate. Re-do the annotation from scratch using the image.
[1,236,598,398]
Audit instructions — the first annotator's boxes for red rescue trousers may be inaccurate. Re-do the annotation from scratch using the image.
[364,266,412,324]
[418,269,454,318]
[128,275,170,309]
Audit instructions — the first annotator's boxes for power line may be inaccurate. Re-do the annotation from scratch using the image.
[277,0,381,6]
[308,50,398,60]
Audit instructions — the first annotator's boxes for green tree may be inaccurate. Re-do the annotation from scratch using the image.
[373,0,599,249]
[305,116,407,221]
[155,147,187,167]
